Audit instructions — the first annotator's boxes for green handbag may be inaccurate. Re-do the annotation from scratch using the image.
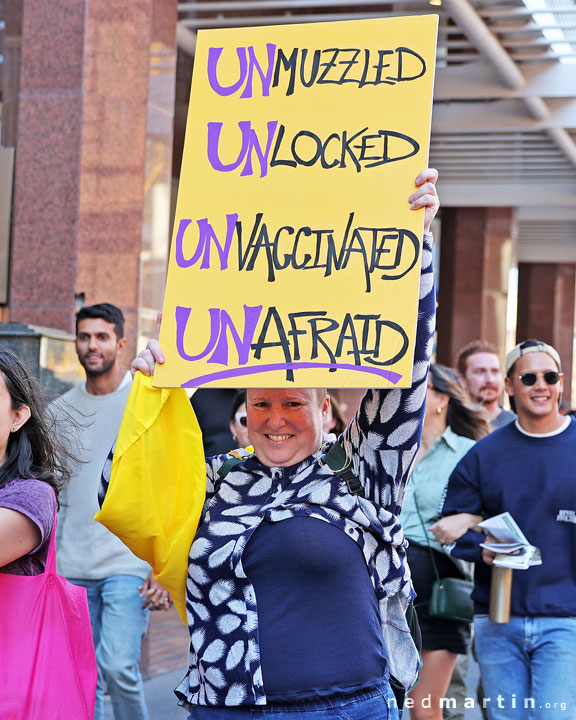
[414,494,474,624]
[428,576,474,623]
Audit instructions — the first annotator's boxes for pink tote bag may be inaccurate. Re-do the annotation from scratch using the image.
[0,499,97,720]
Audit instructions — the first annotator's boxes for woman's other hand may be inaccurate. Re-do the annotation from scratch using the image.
[130,312,165,376]
[130,340,165,377]
[429,512,482,545]
[409,167,439,234]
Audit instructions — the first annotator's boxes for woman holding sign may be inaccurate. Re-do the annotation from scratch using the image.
[107,169,439,720]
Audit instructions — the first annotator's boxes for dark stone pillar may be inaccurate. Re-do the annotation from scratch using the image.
[517,263,575,407]
[7,0,85,331]
[7,0,177,359]
[436,207,516,367]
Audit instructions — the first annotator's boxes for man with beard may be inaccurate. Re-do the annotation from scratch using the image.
[457,341,515,430]
[53,303,169,720]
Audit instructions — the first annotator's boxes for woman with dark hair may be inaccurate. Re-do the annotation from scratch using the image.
[0,347,70,574]
[400,364,489,720]
[229,390,251,449]
[323,393,347,437]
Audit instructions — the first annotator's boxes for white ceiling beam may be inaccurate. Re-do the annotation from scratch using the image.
[480,6,576,18]
[433,160,572,167]
[441,0,576,168]
[179,11,423,27]
[517,240,576,264]
[519,206,576,221]
[493,21,576,33]
[178,0,412,10]
[432,99,576,132]
[438,182,576,207]
[432,149,557,155]
[433,133,550,141]
[439,0,527,86]
[176,24,197,55]
[435,62,576,100]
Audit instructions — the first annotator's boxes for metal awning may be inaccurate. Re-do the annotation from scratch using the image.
[177,0,576,261]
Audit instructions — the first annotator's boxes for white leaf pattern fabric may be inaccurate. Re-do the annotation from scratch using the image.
[116,232,436,711]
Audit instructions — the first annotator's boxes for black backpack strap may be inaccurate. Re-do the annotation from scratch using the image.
[215,454,251,495]
[321,441,364,498]
[217,456,246,480]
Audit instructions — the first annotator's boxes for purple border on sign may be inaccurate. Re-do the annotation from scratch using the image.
[181,362,402,387]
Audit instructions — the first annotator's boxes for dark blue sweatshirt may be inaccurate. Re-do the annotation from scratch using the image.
[441,419,576,616]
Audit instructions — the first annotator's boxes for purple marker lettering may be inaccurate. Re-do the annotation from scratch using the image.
[175,219,206,268]
[240,44,277,99]
[181,362,403,387]
[197,213,239,270]
[207,47,248,96]
[209,305,263,366]
[240,120,278,178]
[175,306,220,361]
[207,121,278,178]
[207,121,249,172]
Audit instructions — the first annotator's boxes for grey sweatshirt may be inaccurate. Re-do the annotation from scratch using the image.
[53,373,150,580]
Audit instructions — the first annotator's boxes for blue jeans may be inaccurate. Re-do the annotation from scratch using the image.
[68,575,150,720]
[474,614,576,719]
[187,681,400,719]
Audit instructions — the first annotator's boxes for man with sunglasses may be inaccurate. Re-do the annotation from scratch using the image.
[439,339,576,719]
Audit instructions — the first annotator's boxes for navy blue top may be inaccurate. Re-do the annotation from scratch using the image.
[442,419,576,616]
[243,516,387,700]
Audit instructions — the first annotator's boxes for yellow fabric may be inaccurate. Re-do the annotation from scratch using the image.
[95,373,206,624]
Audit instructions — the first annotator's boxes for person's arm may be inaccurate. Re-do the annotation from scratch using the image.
[439,453,486,563]
[428,513,483,545]
[0,508,41,567]
[342,169,438,511]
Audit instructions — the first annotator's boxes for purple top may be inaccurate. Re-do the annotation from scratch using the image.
[0,478,56,576]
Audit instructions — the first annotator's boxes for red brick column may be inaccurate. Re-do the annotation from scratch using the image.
[7,0,177,358]
[436,207,516,368]
[517,263,576,407]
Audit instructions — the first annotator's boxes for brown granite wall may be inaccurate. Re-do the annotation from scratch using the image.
[436,207,516,368]
[6,0,177,361]
[7,0,85,331]
[74,0,152,354]
[138,0,178,349]
[517,263,575,406]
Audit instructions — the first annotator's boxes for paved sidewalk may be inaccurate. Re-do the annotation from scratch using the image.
[104,667,188,719]
[104,606,189,719]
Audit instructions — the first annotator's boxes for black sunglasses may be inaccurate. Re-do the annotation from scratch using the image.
[518,371,560,387]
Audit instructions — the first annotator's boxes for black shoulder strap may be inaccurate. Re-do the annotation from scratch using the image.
[321,441,364,497]
[217,456,246,480]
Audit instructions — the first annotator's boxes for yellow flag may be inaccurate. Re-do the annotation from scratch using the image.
[95,373,206,624]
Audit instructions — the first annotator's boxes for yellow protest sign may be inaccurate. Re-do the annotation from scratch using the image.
[155,15,438,389]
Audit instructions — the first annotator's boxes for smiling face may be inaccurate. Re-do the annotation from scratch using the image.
[464,352,504,406]
[75,318,125,377]
[505,352,563,425]
[246,388,329,467]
